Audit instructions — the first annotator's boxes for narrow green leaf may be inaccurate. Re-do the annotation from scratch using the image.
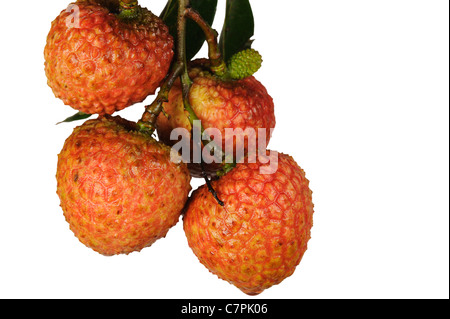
[160,0,176,21]
[219,0,255,63]
[56,112,91,125]
[161,0,218,61]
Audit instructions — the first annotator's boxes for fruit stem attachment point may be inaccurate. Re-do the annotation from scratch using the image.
[118,0,140,20]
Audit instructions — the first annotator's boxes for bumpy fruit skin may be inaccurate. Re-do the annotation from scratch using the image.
[183,151,314,295]
[156,60,275,178]
[45,0,174,115]
[227,49,263,80]
[56,116,191,256]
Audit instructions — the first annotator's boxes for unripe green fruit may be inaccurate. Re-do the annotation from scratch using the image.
[227,49,263,80]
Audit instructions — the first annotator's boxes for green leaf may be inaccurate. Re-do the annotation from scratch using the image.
[219,0,255,63]
[161,0,218,61]
[160,0,177,21]
[56,112,91,125]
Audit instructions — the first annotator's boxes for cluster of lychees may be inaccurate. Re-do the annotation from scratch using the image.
[45,0,314,295]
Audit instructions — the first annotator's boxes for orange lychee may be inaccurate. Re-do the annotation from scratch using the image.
[45,0,174,115]
[183,151,314,295]
[156,60,276,178]
[56,116,191,256]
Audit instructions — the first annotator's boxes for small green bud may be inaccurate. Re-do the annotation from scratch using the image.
[227,49,263,80]
[118,1,140,20]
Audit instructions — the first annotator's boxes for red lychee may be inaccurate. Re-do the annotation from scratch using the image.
[183,151,314,295]
[156,60,276,178]
[56,116,191,256]
[44,0,174,115]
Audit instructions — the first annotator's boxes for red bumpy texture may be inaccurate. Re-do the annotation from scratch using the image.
[156,62,276,178]
[183,152,314,295]
[45,0,174,114]
[56,116,191,256]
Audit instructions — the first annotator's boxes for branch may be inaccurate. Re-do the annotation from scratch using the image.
[137,62,184,134]
[185,7,226,76]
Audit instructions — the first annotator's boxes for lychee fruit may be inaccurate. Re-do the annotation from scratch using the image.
[183,151,314,295]
[156,59,275,178]
[56,115,191,256]
[44,0,174,115]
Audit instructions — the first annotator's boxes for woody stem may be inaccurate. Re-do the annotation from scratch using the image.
[137,0,192,134]
[185,8,226,76]
[137,62,184,134]
[178,0,193,109]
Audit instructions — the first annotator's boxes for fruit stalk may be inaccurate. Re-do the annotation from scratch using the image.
[120,0,138,6]
[178,0,193,105]
[137,62,184,134]
[138,0,198,133]
[185,8,226,76]
[137,0,193,133]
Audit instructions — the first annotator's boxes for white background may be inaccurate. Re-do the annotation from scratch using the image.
[0,0,448,299]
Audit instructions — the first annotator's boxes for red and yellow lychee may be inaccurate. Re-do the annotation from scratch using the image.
[56,116,191,256]
[183,151,314,295]
[156,59,276,178]
[44,0,174,115]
